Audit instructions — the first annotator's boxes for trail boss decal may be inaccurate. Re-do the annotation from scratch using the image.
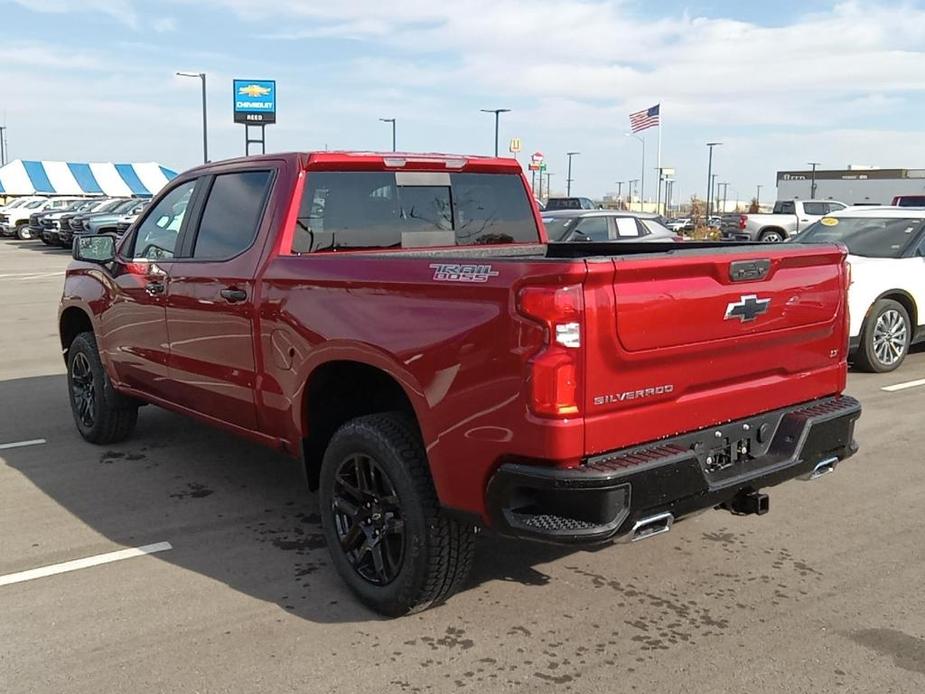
[430,263,499,283]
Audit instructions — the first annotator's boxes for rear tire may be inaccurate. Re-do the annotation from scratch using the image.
[759,229,784,243]
[319,413,475,617]
[855,299,911,373]
[16,224,32,240]
[67,332,138,443]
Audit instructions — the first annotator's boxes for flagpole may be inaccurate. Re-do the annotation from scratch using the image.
[656,104,663,216]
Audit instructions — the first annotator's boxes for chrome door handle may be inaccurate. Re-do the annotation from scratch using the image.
[220,288,247,303]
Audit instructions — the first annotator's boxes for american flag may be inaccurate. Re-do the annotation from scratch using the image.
[629,104,660,133]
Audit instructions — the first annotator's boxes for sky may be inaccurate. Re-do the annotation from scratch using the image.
[3,0,925,203]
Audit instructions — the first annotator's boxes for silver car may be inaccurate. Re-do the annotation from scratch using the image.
[542,210,681,243]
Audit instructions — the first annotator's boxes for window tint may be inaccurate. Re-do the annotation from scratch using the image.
[777,201,795,214]
[802,202,828,215]
[615,217,640,237]
[575,217,609,241]
[828,202,847,211]
[131,180,196,260]
[293,171,538,252]
[641,219,672,236]
[192,171,272,260]
[797,217,924,258]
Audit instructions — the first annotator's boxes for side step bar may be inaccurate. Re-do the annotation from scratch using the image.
[621,512,674,543]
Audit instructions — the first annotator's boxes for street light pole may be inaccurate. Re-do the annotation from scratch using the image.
[628,178,639,209]
[379,118,397,151]
[565,152,580,196]
[0,126,6,166]
[545,172,554,196]
[711,174,718,216]
[616,181,624,208]
[808,162,821,198]
[176,71,208,163]
[756,184,763,207]
[480,108,511,157]
[626,134,645,211]
[705,142,722,220]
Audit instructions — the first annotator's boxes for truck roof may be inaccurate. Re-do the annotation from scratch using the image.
[831,205,925,217]
[183,151,523,175]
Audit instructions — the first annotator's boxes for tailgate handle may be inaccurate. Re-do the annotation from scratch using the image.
[729,259,771,282]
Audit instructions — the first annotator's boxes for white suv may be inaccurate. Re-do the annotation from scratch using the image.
[795,206,925,372]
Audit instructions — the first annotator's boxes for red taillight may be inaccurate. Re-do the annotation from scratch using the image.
[738,215,747,230]
[517,284,583,417]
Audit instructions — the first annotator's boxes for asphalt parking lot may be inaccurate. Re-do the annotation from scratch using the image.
[1,239,924,694]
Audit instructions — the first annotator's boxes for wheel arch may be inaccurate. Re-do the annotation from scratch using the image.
[59,305,94,363]
[299,358,427,491]
[867,289,917,332]
[758,226,787,239]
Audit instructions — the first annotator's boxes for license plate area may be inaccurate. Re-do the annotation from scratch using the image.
[703,435,754,473]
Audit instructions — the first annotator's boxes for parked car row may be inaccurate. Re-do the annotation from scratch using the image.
[0,196,148,247]
[790,206,925,373]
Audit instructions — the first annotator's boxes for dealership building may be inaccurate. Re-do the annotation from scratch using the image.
[776,167,925,205]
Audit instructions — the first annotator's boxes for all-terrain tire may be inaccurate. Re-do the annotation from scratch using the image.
[319,413,475,617]
[67,331,138,443]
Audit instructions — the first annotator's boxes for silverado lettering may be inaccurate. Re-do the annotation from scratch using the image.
[59,150,861,616]
[594,385,675,405]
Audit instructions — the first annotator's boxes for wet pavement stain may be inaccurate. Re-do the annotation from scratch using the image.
[169,482,214,499]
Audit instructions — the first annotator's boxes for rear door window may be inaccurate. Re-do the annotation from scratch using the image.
[802,202,828,215]
[615,217,641,238]
[574,217,609,241]
[192,170,274,260]
[293,171,538,252]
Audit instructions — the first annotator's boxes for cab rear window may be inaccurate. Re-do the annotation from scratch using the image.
[292,171,538,253]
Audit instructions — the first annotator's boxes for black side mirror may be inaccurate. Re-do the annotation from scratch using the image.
[74,234,116,264]
[568,231,594,243]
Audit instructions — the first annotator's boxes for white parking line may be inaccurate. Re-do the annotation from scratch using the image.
[882,378,925,393]
[0,438,46,450]
[0,542,173,587]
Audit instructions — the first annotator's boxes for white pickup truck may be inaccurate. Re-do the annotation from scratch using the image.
[722,199,847,242]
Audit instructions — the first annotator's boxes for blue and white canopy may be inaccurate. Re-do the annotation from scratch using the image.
[0,160,178,197]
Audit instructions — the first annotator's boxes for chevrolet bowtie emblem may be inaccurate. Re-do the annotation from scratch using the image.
[725,294,771,322]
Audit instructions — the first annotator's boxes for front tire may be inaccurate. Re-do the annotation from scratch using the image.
[319,413,475,617]
[67,332,138,443]
[16,223,32,240]
[855,299,911,373]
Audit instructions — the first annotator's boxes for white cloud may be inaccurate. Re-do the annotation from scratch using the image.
[11,0,139,27]
[152,16,177,32]
[9,0,925,197]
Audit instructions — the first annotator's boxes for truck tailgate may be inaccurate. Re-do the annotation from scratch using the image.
[582,245,849,456]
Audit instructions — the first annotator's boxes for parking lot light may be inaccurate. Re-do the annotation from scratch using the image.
[626,133,645,211]
[480,108,511,157]
[176,71,208,164]
[379,118,397,152]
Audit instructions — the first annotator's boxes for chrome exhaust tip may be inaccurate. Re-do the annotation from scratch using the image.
[621,511,674,543]
[800,457,838,481]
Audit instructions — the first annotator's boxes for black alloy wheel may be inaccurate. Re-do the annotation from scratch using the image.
[70,352,97,429]
[332,453,406,585]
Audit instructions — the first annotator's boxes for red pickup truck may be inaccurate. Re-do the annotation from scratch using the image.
[60,151,860,615]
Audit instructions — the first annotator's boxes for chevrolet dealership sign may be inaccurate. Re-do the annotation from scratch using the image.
[233,79,277,124]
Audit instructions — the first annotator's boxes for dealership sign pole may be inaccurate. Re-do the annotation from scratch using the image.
[233,79,277,156]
